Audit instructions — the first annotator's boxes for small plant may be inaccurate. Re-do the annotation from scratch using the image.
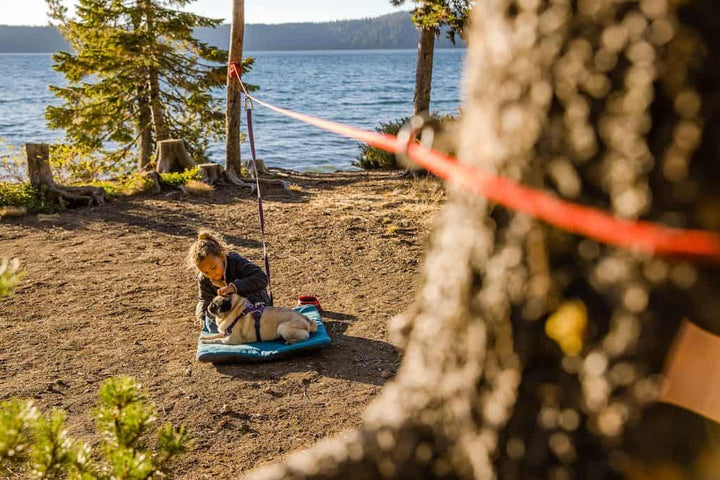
[91,172,157,198]
[354,117,409,170]
[0,182,60,214]
[0,258,25,298]
[0,140,27,183]
[0,376,189,479]
[159,167,202,188]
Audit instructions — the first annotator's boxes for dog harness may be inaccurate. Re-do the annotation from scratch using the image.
[224,302,266,341]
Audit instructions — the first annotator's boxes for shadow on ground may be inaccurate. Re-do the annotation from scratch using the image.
[213,311,397,386]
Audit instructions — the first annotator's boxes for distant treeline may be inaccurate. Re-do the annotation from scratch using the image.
[0,12,464,53]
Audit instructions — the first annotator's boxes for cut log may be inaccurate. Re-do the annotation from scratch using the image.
[155,139,196,173]
[25,143,105,208]
[198,163,222,185]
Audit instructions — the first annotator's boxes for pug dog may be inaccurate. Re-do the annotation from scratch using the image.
[200,293,317,345]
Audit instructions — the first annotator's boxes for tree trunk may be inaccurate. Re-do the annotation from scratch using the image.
[225,0,244,183]
[133,0,152,170]
[241,0,720,479]
[155,139,196,173]
[413,26,435,116]
[26,143,105,208]
[143,0,169,143]
[148,66,169,142]
[401,26,436,178]
[137,87,153,170]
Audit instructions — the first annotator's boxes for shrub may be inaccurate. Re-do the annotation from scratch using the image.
[353,114,458,170]
[0,376,189,479]
[91,172,157,198]
[0,182,60,214]
[1,140,133,186]
[0,140,26,183]
[49,144,129,184]
[354,117,409,170]
[159,167,202,187]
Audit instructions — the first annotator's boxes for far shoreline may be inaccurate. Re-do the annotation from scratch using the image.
[0,47,466,55]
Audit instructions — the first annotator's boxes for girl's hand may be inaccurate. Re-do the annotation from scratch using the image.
[217,284,237,296]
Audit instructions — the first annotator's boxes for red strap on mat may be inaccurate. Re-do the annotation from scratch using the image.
[227,64,720,263]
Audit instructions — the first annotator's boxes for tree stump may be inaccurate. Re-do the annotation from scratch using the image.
[242,159,273,178]
[198,163,222,185]
[155,139,196,173]
[25,143,105,208]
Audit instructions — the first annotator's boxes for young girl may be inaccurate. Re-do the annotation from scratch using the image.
[187,230,270,331]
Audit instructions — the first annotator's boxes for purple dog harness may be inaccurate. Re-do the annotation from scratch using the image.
[225,302,266,341]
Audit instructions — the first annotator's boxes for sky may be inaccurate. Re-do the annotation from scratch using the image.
[0,0,406,26]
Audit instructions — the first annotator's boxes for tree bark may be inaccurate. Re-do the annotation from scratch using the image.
[413,26,435,116]
[155,139,196,173]
[225,0,244,183]
[241,0,720,478]
[148,66,169,142]
[25,143,105,208]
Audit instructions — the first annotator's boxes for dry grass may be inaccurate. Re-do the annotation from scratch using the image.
[184,180,214,195]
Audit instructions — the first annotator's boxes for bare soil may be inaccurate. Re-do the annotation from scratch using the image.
[0,171,443,478]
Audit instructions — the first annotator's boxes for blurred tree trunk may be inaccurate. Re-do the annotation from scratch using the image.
[243,1,720,479]
[413,26,435,115]
[225,0,244,184]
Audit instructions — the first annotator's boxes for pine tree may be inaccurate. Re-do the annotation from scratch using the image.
[391,0,471,115]
[45,0,253,171]
[0,376,188,479]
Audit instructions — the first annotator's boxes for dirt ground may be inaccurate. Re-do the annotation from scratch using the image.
[0,171,444,478]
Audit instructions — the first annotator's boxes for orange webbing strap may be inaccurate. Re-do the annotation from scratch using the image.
[227,63,720,263]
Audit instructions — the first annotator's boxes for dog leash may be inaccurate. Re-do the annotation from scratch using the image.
[243,88,273,306]
[228,63,273,306]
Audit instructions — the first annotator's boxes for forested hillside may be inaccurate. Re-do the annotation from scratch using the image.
[0,12,464,53]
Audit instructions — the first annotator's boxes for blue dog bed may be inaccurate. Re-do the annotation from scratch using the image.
[197,304,330,363]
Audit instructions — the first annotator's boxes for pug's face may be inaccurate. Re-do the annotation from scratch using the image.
[207,293,244,321]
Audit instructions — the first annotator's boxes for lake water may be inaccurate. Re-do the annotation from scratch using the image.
[0,49,464,172]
